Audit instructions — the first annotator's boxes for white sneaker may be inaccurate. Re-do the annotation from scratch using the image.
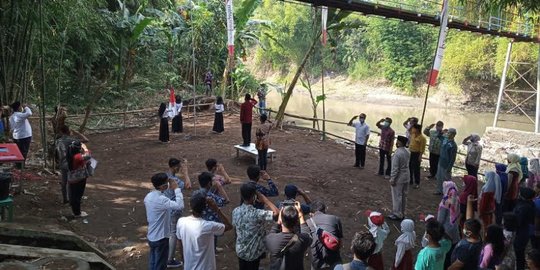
[75,211,89,218]
[215,247,224,253]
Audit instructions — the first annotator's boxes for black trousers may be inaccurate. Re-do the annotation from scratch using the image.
[69,179,87,216]
[354,144,366,167]
[159,118,169,142]
[171,114,183,133]
[514,232,530,270]
[241,123,252,146]
[466,163,479,178]
[258,149,268,170]
[14,136,31,169]
[60,168,69,204]
[238,257,261,270]
[409,152,421,185]
[428,153,439,177]
[378,149,391,175]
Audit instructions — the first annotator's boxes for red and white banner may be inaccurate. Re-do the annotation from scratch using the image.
[168,87,177,118]
[321,6,328,46]
[225,0,235,56]
[427,0,449,86]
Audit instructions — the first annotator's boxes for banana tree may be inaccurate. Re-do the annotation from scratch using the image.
[275,8,353,126]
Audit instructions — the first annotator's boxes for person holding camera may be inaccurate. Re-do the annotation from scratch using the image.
[144,173,185,270]
[233,183,279,270]
[265,201,312,270]
[246,165,278,209]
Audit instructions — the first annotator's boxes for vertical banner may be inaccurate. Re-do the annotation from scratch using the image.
[168,87,177,118]
[225,0,235,56]
[321,6,328,46]
[427,0,449,86]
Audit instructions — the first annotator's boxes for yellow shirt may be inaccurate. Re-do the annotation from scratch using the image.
[409,133,427,154]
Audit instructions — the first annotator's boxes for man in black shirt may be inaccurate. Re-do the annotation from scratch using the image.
[514,187,536,270]
[265,202,312,270]
[308,200,343,270]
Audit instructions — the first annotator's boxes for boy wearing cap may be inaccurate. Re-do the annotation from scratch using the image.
[376,117,395,178]
[348,113,370,169]
[388,135,410,221]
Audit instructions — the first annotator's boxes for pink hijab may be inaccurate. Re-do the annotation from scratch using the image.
[459,175,478,204]
[439,181,460,225]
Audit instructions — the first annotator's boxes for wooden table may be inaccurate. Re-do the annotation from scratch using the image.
[234,143,276,164]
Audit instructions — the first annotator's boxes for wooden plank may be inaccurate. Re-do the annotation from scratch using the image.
[0,244,115,269]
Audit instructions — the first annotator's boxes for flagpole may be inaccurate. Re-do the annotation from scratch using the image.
[191,0,197,135]
[420,0,448,126]
[321,6,327,141]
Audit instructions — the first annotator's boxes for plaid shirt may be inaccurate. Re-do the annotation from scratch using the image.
[378,127,395,152]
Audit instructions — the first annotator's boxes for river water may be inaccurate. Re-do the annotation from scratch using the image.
[265,91,534,143]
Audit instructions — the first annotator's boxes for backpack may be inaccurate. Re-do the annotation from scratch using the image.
[55,137,78,170]
[308,218,340,251]
[269,234,298,270]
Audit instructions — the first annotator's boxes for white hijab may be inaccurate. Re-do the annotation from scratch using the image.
[395,219,416,247]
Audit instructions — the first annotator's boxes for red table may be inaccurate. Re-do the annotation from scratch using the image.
[0,144,24,163]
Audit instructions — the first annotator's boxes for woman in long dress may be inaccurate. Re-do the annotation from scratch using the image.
[171,95,183,133]
[212,96,224,133]
[158,103,169,142]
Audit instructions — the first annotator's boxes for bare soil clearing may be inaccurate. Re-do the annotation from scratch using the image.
[12,113,444,269]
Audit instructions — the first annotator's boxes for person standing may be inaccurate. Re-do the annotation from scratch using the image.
[9,101,32,164]
[164,158,191,268]
[233,184,279,270]
[415,219,451,270]
[478,171,501,233]
[334,231,376,270]
[66,141,91,218]
[204,70,214,96]
[402,117,418,145]
[462,134,483,178]
[392,219,416,270]
[388,136,410,221]
[144,173,184,270]
[376,117,395,178]
[55,125,89,204]
[513,187,536,270]
[505,153,523,212]
[176,192,233,270]
[348,113,370,169]
[308,200,344,270]
[212,96,225,133]
[158,103,170,143]
[408,124,426,189]
[171,95,183,133]
[255,114,273,170]
[245,165,279,209]
[435,128,458,195]
[257,84,267,115]
[423,121,444,179]
[240,94,258,147]
[366,211,390,270]
[448,218,483,270]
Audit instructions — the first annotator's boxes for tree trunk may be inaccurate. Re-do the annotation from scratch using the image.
[275,34,320,127]
[79,82,107,133]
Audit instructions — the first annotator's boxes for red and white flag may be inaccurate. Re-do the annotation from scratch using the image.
[427,0,449,86]
[321,6,328,46]
[168,87,177,118]
[225,0,235,56]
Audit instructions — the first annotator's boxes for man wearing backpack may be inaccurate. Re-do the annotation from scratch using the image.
[308,200,343,270]
[265,201,312,270]
[334,231,376,270]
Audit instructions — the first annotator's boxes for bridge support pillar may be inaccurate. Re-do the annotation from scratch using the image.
[493,42,512,128]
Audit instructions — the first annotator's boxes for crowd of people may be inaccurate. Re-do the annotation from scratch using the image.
[143,90,540,270]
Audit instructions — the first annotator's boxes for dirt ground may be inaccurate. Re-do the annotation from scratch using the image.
[11,113,448,269]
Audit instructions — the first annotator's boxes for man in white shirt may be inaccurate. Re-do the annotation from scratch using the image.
[9,102,32,166]
[144,173,184,270]
[348,113,370,169]
[176,191,233,270]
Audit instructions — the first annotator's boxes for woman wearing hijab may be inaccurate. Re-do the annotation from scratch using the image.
[171,95,183,133]
[212,96,224,133]
[505,153,523,212]
[463,134,483,178]
[527,158,540,189]
[479,171,502,233]
[495,163,509,225]
[392,219,415,270]
[521,157,529,183]
[158,103,170,143]
[437,180,460,268]
[459,175,478,229]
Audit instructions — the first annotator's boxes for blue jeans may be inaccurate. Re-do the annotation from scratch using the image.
[149,238,169,270]
[259,100,266,115]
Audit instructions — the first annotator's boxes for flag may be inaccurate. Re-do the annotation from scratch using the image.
[168,87,177,118]
[225,0,235,56]
[321,6,328,46]
[427,0,449,86]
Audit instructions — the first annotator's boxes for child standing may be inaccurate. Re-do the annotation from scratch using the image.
[212,96,224,133]
[158,103,170,143]
[393,219,415,270]
[367,211,389,270]
[415,219,451,270]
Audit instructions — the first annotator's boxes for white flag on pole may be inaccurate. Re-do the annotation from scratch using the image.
[226,0,235,56]
[427,0,449,86]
